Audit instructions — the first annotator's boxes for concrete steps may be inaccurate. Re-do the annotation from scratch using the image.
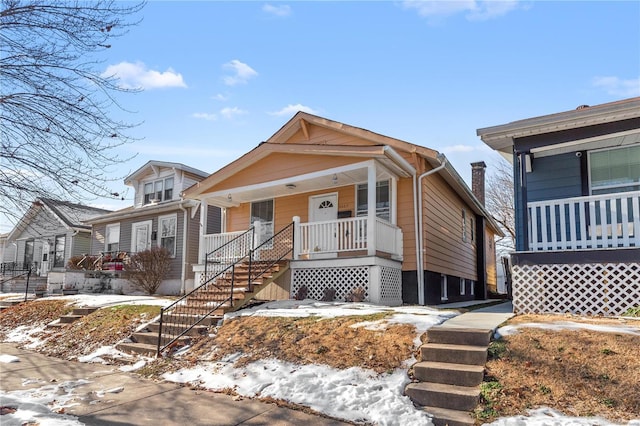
[405,326,492,426]
[47,307,98,329]
[115,260,288,357]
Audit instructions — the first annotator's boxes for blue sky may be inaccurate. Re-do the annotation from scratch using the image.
[2,0,639,232]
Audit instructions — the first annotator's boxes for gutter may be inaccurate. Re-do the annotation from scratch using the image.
[415,153,447,305]
[178,201,189,295]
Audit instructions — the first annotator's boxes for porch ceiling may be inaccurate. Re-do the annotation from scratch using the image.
[202,160,397,207]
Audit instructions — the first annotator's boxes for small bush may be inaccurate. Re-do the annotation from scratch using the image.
[622,306,640,317]
[126,247,171,295]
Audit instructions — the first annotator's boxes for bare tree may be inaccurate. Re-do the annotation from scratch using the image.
[486,158,516,255]
[0,0,144,223]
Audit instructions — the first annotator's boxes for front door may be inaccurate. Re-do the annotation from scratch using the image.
[309,193,338,256]
[132,221,152,253]
[40,241,49,277]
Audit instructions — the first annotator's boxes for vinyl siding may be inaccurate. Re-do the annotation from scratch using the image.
[526,152,582,202]
[423,172,478,281]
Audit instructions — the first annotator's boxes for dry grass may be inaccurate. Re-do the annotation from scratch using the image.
[3,300,639,424]
[181,313,417,374]
[476,314,640,424]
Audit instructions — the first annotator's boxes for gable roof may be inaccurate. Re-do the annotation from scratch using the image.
[7,198,112,240]
[477,97,640,155]
[125,160,209,185]
[183,112,503,236]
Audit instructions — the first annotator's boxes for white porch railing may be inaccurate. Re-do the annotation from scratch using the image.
[200,217,403,262]
[527,190,640,251]
[297,217,403,258]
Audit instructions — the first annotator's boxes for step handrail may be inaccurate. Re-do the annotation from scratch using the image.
[157,262,238,356]
[248,222,294,292]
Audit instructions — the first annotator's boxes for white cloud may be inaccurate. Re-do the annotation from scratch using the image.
[441,144,476,153]
[220,107,248,119]
[262,3,292,17]
[102,61,187,90]
[592,76,640,97]
[212,93,228,101]
[192,112,218,121]
[222,60,258,86]
[401,0,522,21]
[269,104,319,117]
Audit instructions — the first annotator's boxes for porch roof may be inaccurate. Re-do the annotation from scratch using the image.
[183,143,415,205]
[477,97,640,159]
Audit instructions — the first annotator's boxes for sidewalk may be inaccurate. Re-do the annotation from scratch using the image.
[0,342,349,426]
[439,300,515,331]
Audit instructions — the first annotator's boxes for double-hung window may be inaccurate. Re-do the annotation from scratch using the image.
[356,180,390,221]
[143,177,175,205]
[105,224,120,254]
[589,145,640,195]
[159,214,177,257]
[251,199,274,244]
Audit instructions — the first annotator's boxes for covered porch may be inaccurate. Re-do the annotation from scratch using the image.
[194,153,413,305]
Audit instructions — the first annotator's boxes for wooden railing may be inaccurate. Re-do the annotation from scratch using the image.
[527,190,640,251]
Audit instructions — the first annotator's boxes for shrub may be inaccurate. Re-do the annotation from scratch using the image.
[126,247,171,295]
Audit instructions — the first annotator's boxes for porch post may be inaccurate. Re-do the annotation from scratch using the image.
[367,163,377,256]
[390,177,398,225]
[199,200,208,264]
[292,216,301,260]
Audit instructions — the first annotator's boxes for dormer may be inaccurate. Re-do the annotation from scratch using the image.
[125,161,209,208]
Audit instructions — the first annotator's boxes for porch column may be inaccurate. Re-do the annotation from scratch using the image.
[367,162,377,256]
[199,200,208,264]
[390,176,398,225]
[292,216,301,260]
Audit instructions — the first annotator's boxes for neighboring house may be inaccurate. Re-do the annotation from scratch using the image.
[2,198,112,277]
[477,97,640,316]
[86,161,221,295]
[183,112,503,306]
[0,233,17,265]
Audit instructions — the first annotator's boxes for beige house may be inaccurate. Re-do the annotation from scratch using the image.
[184,113,503,305]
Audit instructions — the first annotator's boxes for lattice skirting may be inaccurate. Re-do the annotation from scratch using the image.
[512,262,640,316]
[291,263,402,306]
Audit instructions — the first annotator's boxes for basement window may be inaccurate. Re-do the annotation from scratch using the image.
[440,274,448,301]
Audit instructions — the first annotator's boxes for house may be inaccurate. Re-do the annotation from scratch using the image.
[183,112,503,306]
[477,97,640,316]
[86,161,221,295]
[2,198,112,279]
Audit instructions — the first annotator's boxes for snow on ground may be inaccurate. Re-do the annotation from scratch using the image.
[0,292,176,308]
[3,298,640,425]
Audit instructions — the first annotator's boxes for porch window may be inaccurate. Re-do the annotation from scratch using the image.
[143,177,175,204]
[105,224,120,254]
[589,145,640,195]
[356,180,390,221]
[53,235,65,268]
[251,199,274,243]
[159,214,177,257]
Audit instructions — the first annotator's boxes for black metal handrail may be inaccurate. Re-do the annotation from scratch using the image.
[248,222,294,292]
[157,262,238,356]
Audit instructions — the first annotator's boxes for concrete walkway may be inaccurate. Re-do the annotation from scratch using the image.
[0,343,349,426]
[440,301,515,332]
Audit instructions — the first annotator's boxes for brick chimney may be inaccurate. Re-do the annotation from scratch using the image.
[471,161,487,206]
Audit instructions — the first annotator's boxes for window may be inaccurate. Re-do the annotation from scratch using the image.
[356,180,390,221]
[105,224,120,254]
[470,217,475,242]
[440,274,448,301]
[24,240,34,265]
[54,235,65,267]
[143,177,175,205]
[462,209,467,242]
[460,278,466,295]
[470,280,475,296]
[159,215,177,257]
[589,145,640,195]
[251,199,274,243]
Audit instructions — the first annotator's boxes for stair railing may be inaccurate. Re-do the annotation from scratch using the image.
[247,222,294,292]
[157,262,238,356]
[204,227,254,280]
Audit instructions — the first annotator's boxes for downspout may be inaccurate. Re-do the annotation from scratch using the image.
[178,201,189,295]
[416,153,447,305]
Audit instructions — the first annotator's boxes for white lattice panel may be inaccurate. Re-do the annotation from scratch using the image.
[512,262,640,316]
[380,266,402,303]
[292,267,370,302]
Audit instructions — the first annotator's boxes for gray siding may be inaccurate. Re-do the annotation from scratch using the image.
[207,206,222,234]
[525,152,583,203]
